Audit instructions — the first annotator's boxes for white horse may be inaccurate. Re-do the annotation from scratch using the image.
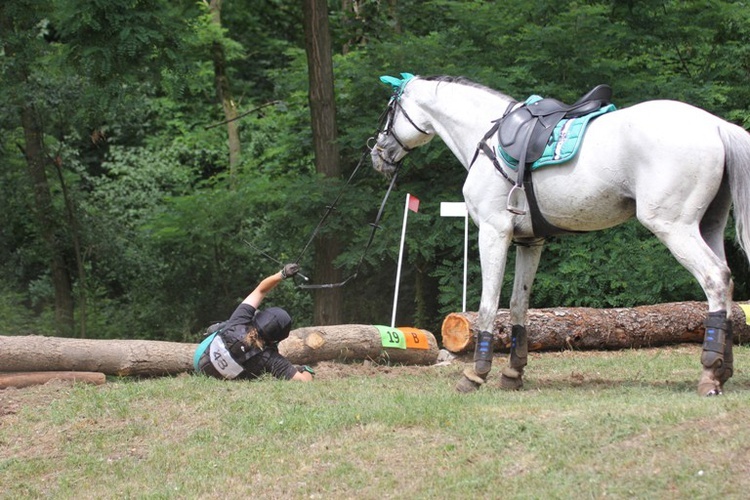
[371,74,750,396]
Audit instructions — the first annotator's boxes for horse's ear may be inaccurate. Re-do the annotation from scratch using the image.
[380,75,403,88]
[400,73,415,81]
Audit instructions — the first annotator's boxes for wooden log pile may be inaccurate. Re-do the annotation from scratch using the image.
[0,325,439,386]
[441,301,750,354]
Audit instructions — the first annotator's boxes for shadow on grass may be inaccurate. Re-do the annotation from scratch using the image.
[507,375,750,394]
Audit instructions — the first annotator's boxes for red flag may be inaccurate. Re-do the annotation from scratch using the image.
[407,194,420,213]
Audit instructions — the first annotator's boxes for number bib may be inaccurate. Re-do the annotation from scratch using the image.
[208,335,245,379]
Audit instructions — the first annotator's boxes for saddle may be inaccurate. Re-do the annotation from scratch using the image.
[498,84,613,214]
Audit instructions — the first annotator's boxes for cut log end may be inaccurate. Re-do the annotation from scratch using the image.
[441,314,473,353]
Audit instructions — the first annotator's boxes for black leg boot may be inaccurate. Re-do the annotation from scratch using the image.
[456,331,494,393]
[501,325,528,390]
[698,311,730,396]
[718,321,734,387]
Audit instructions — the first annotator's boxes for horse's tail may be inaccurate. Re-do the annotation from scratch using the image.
[720,123,750,258]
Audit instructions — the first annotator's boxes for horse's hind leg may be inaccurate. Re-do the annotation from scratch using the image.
[639,209,734,396]
[500,242,544,390]
[699,180,735,390]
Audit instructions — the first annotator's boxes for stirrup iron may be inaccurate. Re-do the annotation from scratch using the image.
[507,185,527,215]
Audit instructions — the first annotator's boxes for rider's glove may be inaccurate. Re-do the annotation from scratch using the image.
[281,263,300,279]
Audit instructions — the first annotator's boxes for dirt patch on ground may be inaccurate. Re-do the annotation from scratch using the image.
[0,359,448,418]
[310,359,444,380]
[0,380,74,418]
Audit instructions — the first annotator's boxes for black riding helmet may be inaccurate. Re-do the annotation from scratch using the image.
[254,307,292,344]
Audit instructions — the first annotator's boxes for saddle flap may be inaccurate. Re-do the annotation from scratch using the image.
[499,108,564,164]
[498,107,533,147]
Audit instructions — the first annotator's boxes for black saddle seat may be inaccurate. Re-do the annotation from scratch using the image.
[499,84,612,165]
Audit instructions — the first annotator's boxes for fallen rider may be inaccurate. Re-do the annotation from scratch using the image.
[194,263,314,382]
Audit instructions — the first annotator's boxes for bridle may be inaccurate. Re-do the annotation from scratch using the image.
[371,92,431,172]
[247,83,430,289]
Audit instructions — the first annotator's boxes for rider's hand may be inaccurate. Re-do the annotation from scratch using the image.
[281,263,300,279]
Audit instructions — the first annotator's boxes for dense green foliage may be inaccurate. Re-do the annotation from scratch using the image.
[1,0,749,340]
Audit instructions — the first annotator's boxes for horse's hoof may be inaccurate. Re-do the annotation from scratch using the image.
[455,375,482,393]
[456,368,486,393]
[697,370,723,396]
[500,374,523,390]
[456,376,481,394]
[500,367,523,390]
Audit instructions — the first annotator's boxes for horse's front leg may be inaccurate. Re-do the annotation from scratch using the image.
[500,242,544,390]
[456,217,513,393]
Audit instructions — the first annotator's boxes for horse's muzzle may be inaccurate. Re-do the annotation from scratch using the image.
[370,145,397,177]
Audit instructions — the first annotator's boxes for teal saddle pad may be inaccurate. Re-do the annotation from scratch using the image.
[499,100,616,171]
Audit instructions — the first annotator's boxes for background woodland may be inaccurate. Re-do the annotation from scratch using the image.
[2,0,749,341]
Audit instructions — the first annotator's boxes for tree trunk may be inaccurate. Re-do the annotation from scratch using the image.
[20,102,75,337]
[0,371,106,389]
[208,0,241,186]
[441,301,750,353]
[52,155,88,338]
[0,327,439,375]
[303,0,343,326]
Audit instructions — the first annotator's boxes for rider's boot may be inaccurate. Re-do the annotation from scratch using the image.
[500,325,528,390]
[455,331,494,393]
[697,311,731,396]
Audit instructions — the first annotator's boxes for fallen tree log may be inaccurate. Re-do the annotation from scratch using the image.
[441,301,750,354]
[0,336,195,376]
[0,371,106,389]
[0,326,439,376]
[279,325,439,365]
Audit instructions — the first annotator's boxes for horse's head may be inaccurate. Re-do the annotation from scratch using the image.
[370,73,434,177]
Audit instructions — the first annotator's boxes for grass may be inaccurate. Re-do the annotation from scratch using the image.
[1,344,749,499]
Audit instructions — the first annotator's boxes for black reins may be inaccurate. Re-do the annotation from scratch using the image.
[294,163,401,289]
[277,96,406,289]
[252,89,427,290]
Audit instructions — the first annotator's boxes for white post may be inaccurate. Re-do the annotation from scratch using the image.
[391,193,413,327]
[440,201,469,312]
[462,211,468,312]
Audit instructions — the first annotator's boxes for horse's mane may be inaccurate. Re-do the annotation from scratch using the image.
[421,75,514,101]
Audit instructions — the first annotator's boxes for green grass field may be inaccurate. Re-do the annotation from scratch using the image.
[1,344,749,499]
